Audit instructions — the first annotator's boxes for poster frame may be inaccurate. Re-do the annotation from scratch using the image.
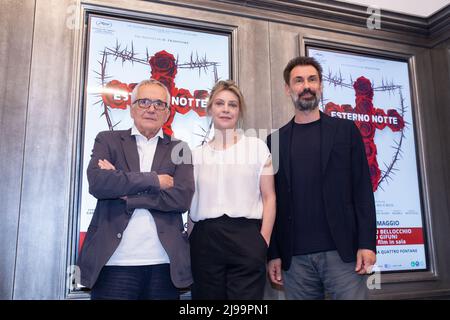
[65,4,236,298]
[300,35,436,284]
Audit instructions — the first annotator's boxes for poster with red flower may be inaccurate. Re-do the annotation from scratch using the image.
[78,15,230,254]
[309,48,426,272]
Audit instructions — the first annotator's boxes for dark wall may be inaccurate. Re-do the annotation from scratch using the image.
[431,40,450,227]
[0,0,448,299]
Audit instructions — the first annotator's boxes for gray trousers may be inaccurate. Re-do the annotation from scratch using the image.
[282,250,369,300]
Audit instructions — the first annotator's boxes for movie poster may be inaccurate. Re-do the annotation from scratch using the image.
[78,15,230,251]
[308,47,426,272]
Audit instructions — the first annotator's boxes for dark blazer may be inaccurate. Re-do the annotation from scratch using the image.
[267,112,376,270]
[77,129,195,289]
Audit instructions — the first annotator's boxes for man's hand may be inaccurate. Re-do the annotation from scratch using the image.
[355,249,377,275]
[268,258,283,285]
[158,174,174,190]
[98,159,173,193]
[98,159,115,170]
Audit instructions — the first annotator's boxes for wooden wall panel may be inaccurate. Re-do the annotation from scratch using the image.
[1,0,448,299]
[13,0,75,299]
[0,0,36,300]
[268,22,302,130]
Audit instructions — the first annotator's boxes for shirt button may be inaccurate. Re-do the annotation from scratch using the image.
[117,233,122,239]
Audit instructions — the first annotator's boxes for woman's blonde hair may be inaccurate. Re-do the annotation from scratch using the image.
[207,80,246,120]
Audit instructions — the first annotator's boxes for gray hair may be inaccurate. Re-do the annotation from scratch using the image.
[130,79,171,106]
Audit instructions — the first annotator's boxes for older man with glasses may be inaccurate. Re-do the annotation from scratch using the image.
[77,79,195,300]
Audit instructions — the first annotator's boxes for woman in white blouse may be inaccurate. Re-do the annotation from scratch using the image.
[189,80,276,300]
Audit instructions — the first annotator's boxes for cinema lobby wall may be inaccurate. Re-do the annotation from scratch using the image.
[0,0,449,299]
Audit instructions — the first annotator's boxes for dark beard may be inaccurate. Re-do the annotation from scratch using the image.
[292,88,320,111]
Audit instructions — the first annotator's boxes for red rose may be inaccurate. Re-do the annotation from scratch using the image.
[152,74,175,94]
[368,160,381,192]
[194,89,209,100]
[387,109,405,132]
[171,88,194,115]
[192,90,209,116]
[128,83,137,92]
[162,126,173,136]
[127,83,137,105]
[162,106,176,136]
[355,96,374,115]
[102,80,130,110]
[356,121,375,140]
[341,104,353,113]
[149,50,177,79]
[353,76,374,99]
[372,108,387,130]
[364,141,377,161]
[324,102,342,116]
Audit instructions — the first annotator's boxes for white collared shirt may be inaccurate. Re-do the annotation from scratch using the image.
[106,126,170,266]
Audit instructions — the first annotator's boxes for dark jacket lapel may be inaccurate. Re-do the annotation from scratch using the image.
[151,134,172,172]
[320,111,337,175]
[120,129,140,172]
[280,118,294,188]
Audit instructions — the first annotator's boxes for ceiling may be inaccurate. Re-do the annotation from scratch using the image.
[335,0,450,17]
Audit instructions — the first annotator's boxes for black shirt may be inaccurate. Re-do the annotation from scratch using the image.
[291,118,336,255]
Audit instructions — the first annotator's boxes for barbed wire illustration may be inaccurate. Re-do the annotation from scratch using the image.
[322,69,408,191]
[92,40,220,137]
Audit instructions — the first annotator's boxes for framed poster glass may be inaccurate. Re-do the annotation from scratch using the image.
[75,13,232,278]
[307,46,427,273]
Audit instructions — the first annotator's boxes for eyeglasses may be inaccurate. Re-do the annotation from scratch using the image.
[133,98,168,111]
